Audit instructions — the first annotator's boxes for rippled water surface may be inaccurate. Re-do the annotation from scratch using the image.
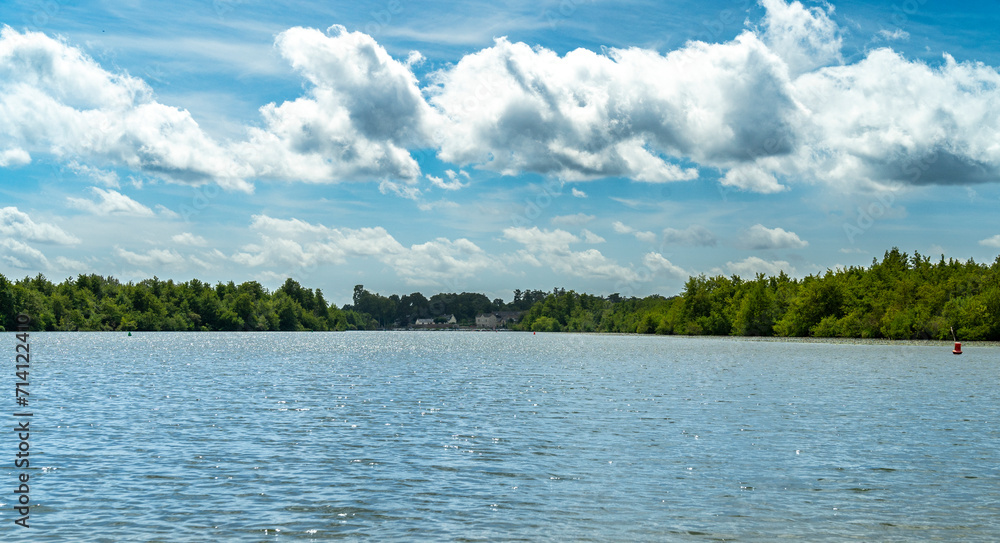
[3,332,999,541]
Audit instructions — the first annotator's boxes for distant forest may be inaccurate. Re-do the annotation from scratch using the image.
[2,248,999,340]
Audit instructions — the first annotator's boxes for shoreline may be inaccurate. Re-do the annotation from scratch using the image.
[11,328,999,347]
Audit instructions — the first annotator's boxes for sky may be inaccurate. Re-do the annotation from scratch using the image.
[1,0,999,306]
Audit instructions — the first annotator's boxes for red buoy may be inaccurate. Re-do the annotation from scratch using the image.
[953,342,962,355]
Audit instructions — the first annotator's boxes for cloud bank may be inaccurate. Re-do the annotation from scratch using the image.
[2,0,999,193]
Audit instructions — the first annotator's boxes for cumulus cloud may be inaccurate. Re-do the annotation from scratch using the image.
[426,170,468,190]
[67,187,155,217]
[642,252,687,278]
[661,225,717,247]
[0,27,251,191]
[5,1,1000,196]
[68,161,120,187]
[428,33,785,184]
[580,229,605,244]
[233,25,433,184]
[388,237,494,286]
[0,207,80,244]
[979,235,1000,248]
[172,232,208,246]
[792,50,1000,190]
[740,224,808,250]
[503,226,642,281]
[759,0,842,76]
[612,221,656,243]
[418,0,1000,191]
[378,179,422,200]
[571,188,587,198]
[0,238,49,269]
[155,205,181,219]
[54,256,90,273]
[0,148,30,167]
[234,215,496,286]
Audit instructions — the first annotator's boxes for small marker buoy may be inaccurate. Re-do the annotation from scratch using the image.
[953,342,962,355]
[128,331,132,336]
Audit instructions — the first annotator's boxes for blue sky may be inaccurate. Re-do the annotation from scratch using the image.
[1,0,999,305]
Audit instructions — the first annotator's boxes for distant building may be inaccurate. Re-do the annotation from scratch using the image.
[476,313,498,328]
[475,311,522,328]
[414,315,457,327]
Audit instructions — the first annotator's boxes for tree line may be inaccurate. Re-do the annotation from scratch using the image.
[0,275,373,332]
[2,248,999,339]
[0,274,545,332]
[514,249,1000,340]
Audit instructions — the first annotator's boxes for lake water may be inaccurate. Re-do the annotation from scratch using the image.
[3,332,999,541]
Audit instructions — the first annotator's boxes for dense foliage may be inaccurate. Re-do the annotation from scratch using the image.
[0,276,374,332]
[514,249,1000,341]
[3,249,998,339]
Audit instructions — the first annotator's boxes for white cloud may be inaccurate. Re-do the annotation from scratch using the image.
[67,187,155,217]
[172,232,208,246]
[68,161,119,188]
[634,231,657,243]
[740,224,808,250]
[378,179,422,200]
[877,29,910,42]
[233,215,496,286]
[788,48,1000,191]
[551,213,595,227]
[233,25,433,184]
[571,188,587,198]
[428,33,779,183]
[722,256,795,278]
[0,238,48,269]
[0,27,251,191]
[503,226,642,282]
[0,148,30,167]
[979,235,1000,248]
[0,207,80,244]
[661,225,717,247]
[426,172,466,190]
[580,229,605,244]
[642,252,687,278]
[54,256,89,273]
[759,0,842,76]
[612,220,655,243]
[612,221,634,234]
[155,205,181,219]
[5,2,1000,196]
[388,237,495,286]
